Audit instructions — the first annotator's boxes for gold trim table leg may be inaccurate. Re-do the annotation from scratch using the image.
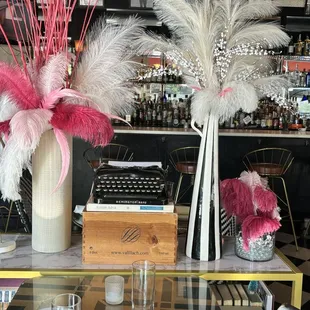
[291,273,303,309]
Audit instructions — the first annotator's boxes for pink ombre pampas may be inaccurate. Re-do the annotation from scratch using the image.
[50,103,114,146]
[220,178,253,219]
[221,170,281,252]
[0,64,40,110]
[253,186,278,213]
[242,215,281,251]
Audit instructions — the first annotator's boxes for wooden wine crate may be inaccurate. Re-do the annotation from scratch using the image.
[82,211,178,265]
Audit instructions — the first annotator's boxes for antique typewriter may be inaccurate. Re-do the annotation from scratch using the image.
[92,165,168,205]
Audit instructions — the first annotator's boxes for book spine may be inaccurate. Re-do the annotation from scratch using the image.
[86,204,173,212]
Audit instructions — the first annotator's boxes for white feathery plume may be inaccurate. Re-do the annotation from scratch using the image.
[0,109,52,201]
[0,93,20,122]
[36,53,68,97]
[138,0,289,123]
[0,138,30,201]
[73,17,144,115]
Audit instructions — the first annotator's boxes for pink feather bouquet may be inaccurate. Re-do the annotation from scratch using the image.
[0,0,142,201]
[220,171,281,252]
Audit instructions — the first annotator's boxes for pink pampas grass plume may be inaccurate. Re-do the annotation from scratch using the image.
[253,186,278,213]
[220,178,253,219]
[50,103,114,146]
[0,63,40,110]
[242,215,281,251]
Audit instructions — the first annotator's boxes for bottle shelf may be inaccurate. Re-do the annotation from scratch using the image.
[288,87,310,91]
[282,55,310,61]
[132,81,185,85]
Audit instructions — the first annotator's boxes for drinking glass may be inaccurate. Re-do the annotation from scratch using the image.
[51,293,81,310]
[166,181,174,203]
[105,275,124,305]
[132,260,156,310]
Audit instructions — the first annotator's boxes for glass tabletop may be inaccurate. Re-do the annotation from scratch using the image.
[7,275,258,310]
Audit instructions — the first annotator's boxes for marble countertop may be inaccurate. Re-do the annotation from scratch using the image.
[113,126,310,138]
[0,234,292,274]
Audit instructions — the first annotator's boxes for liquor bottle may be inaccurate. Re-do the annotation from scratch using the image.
[162,91,168,104]
[294,64,300,86]
[267,113,273,129]
[156,103,162,127]
[132,108,137,126]
[306,71,310,88]
[139,107,144,126]
[187,111,192,127]
[146,108,152,127]
[179,107,186,127]
[167,107,173,127]
[151,107,157,127]
[162,104,168,127]
[279,113,284,130]
[250,112,255,126]
[173,107,179,127]
[273,115,279,130]
[150,66,157,83]
[157,65,163,83]
[304,36,310,56]
[255,112,261,128]
[135,106,140,126]
[163,65,168,83]
[288,36,295,55]
[261,116,267,129]
[157,110,162,127]
[172,94,178,108]
[300,69,307,87]
[228,116,234,128]
[306,0,310,15]
[295,34,303,56]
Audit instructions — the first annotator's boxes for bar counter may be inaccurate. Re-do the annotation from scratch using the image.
[114,126,310,138]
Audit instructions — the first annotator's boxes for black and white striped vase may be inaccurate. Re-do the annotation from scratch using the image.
[186,113,222,261]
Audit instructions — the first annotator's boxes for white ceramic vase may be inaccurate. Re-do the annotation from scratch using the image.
[32,130,72,253]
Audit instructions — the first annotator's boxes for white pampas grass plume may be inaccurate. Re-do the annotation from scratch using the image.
[0,110,53,201]
[73,17,144,115]
[37,53,68,97]
[138,0,289,123]
[192,82,258,126]
[0,137,31,201]
[0,93,19,122]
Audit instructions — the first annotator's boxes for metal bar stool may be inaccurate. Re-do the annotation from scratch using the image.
[169,146,199,204]
[243,147,298,251]
[83,143,134,170]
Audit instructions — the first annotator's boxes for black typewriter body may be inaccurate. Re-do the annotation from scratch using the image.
[93,165,168,205]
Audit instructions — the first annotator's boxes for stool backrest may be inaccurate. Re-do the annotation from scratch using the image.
[83,144,134,170]
[243,148,294,176]
[169,146,199,174]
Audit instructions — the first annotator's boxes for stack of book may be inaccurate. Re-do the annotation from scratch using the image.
[86,195,174,213]
[209,282,274,309]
